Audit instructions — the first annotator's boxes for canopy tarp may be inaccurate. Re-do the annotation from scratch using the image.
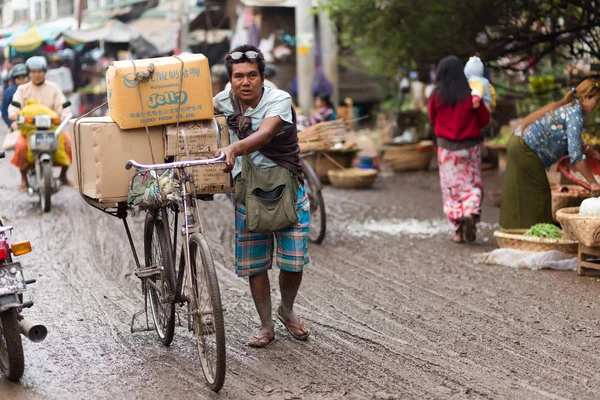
[0,18,80,52]
[61,20,141,45]
[139,0,203,19]
[129,17,228,55]
[7,26,44,53]
[128,18,179,55]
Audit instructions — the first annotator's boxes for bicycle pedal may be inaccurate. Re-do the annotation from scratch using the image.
[135,265,160,279]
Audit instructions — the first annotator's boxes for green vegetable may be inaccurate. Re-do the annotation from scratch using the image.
[524,223,563,239]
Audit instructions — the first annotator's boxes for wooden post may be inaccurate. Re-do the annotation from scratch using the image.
[295,0,315,115]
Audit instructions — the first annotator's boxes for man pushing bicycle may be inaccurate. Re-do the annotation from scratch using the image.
[213,45,311,347]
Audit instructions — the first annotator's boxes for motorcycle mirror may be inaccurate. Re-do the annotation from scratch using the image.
[11,101,21,108]
[62,101,71,108]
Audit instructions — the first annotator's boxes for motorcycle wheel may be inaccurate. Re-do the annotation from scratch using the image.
[40,162,52,212]
[0,310,25,381]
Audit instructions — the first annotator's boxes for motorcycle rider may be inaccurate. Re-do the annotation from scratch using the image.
[8,56,72,190]
[1,63,28,129]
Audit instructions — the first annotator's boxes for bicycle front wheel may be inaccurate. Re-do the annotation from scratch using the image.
[189,233,226,392]
[144,210,176,345]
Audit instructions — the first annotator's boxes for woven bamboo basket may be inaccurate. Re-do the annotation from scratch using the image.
[551,186,592,221]
[382,144,434,172]
[327,168,378,189]
[493,229,578,255]
[555,207,600,247]
[303,150,358,184]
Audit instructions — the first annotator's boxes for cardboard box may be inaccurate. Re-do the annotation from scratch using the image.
[165,119,230,156]
[176,154,233,195]
[71,117,165,202]
[106,54,214,130]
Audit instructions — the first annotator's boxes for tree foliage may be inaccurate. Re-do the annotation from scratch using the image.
[322,0,600,76]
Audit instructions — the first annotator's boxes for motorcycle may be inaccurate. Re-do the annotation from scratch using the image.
[11,101,72,212]
[0,151,47,381]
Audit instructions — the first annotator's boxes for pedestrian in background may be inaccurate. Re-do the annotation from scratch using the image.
[1,63,28,129]
[428,55,490,243]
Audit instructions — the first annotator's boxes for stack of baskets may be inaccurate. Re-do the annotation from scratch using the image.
[298,120,346,153]
[493,229,578,255]
[551,186,592,221]
[382,141,434,172]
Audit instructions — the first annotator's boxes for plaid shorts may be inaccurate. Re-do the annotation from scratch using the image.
[235,185,310,277]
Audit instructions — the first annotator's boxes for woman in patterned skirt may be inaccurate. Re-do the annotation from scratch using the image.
[500,79,600,229]
[428,56,490,243]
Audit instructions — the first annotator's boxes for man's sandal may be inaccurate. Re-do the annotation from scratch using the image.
[277,307,310,341]
[247,331,276,348]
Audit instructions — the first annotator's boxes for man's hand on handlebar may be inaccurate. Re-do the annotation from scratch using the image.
[216,144,238,173]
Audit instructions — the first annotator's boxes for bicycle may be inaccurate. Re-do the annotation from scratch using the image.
[300,154,327,244]
[126,154,227,392]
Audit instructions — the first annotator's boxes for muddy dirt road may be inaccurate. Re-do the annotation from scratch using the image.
[1,136,600,399]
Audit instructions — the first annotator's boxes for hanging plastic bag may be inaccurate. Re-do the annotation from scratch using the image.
[128,169,179,208]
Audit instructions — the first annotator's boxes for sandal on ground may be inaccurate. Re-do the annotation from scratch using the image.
[247,331,276,348]
[277,307,310,341]
[462,215,477,243]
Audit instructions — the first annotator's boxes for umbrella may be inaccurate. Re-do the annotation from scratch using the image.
[7,25,44,53]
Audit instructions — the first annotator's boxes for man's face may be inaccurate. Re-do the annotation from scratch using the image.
[29,69,45,85]
[230,62,264,104]
[14,76,28,86]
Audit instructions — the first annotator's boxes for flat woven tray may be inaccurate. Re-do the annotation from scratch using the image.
[493,229,578,255]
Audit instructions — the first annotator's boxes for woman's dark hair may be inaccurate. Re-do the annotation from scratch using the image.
[434,55,471,107]
[316,92,334,109]
[224,44,265,80]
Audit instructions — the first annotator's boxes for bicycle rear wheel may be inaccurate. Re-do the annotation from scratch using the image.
[144,210,176,345]
[189,233,226,392]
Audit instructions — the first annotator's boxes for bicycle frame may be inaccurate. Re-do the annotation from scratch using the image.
[126,154,225,310]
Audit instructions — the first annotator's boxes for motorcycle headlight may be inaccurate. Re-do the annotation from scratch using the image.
[34,115,52,129]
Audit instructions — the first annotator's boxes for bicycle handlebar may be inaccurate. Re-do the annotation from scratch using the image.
[126,153,226,171]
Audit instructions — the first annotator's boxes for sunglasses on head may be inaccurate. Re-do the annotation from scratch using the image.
[228,51,262,61]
